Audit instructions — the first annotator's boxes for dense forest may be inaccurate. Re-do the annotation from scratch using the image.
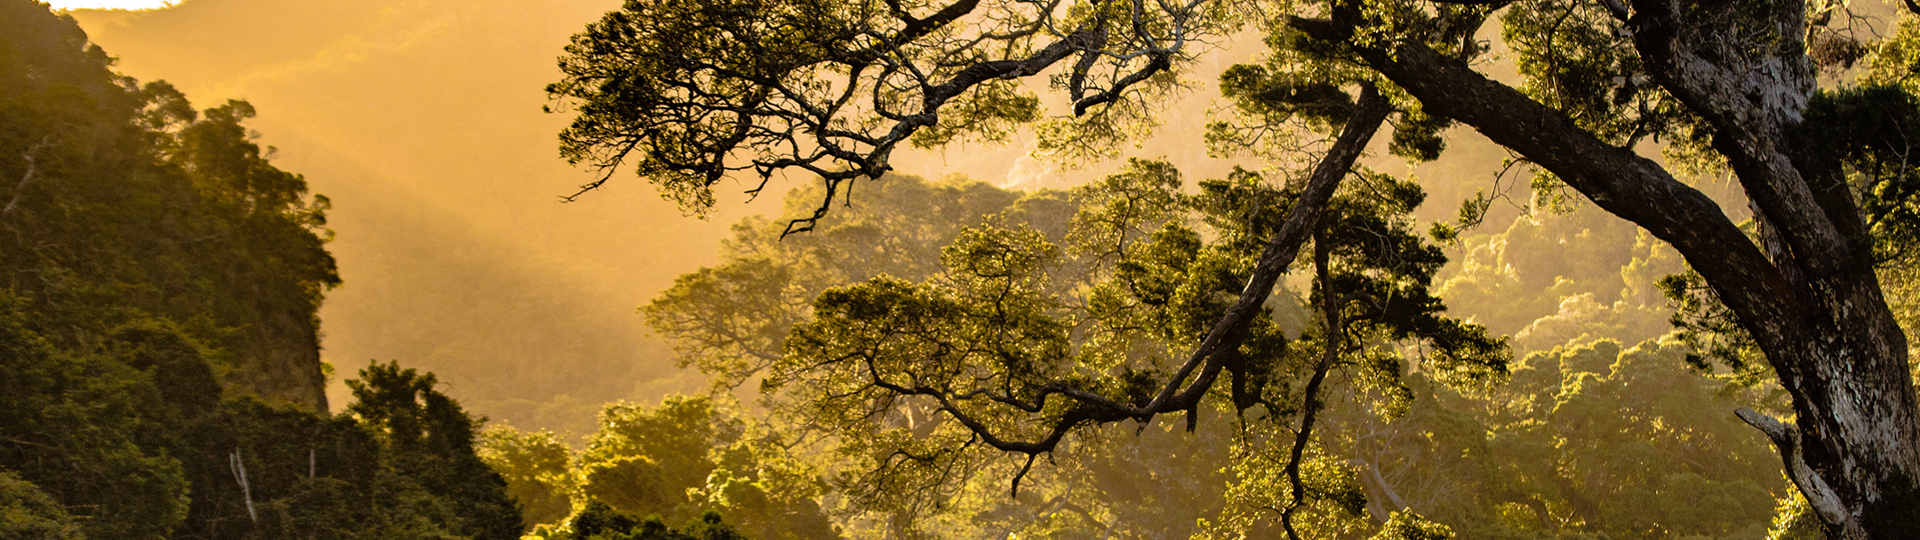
[0,2,524,537]
[10,0,1920,539]
[481,173,1788,539]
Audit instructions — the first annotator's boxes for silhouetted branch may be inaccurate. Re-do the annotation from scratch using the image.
[551,0,1215,236]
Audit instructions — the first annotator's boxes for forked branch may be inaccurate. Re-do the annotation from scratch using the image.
[870,83,1391,494]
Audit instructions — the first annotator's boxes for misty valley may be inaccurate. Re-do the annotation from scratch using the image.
[5,0,1920,539]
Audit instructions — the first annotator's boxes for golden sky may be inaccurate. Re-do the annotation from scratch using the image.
[47,0,172,9]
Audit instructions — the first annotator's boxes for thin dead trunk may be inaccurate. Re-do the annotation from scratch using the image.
[3,135,52,218]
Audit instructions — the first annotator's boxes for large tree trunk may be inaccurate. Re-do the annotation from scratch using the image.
[1296,2,1920,535]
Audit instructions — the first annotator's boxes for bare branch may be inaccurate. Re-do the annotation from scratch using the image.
[1736,408,1851,533]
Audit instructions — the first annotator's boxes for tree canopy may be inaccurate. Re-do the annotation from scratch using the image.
[0,2,524,537]
[552,0,1920,537]
[533,173,1795,539]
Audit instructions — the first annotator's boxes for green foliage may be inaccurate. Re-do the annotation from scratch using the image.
[1795,85,1920,266]
[580,0,1920,536]
[1453,341,1781,538]
[570,395,837,540]
[1207,24,1375,162]
[1502,0,1636,142]
[638,160,1805,538]
[1765,493,1826,540]
[1219,62,1358,131]
[480,426,577,528]
[2,291,524,539]
[487,395,839,539]
[548,0,854,213]
[1435,205,1680,356]
[645,175,1028,390]
[757,160,1507,537]
[1387,105,1451,162]
[549,0,1219,228]
[347,361,525,539]
[0,292,189,539]
[1866,13,1920,95]
[1370,511,1454,540]
[0,470,83,540]
[910,80,1043,148]
[568,501,745,540]
[1,0,338,408]
[0,3,525,537]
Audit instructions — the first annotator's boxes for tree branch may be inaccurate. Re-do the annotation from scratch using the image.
[1736,407,1854,533]
[817,83,1391,497]
[1141,82,1389,416]
[1282,227,1343,540]
[1292,17,1806,361]
[553,0,1207,235]
[1626,0,1855,281]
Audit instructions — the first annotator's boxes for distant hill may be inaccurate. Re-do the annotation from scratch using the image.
[70,0,740,433]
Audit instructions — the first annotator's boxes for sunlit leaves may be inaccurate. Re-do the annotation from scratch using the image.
[645,175,1026,391]
[564,395,838,540]
[479,426,577,527]
[1500,0,1698,150]
[1067,158,1186,264]
[1368,510,1455,540]
[1797,85,1920,266]
[646,258,807,389]
[762,158,1509,537]
[1479,341,1780,536]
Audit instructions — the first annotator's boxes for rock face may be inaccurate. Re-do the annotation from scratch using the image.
[238,304,331,410]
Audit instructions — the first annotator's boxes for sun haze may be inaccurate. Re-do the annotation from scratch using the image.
[44,0,172,9]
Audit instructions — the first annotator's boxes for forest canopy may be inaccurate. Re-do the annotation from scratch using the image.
[0,2,524,538]
[11,0,1920,538]
[543,0,1920,538]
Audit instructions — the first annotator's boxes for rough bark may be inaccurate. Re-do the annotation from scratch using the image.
[1294,5,1920,535]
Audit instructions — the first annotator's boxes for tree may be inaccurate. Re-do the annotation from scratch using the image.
[546,0,1232,234]
[568,501,747,540]
[641,172,1812,537]
[644,174,1027,390]
[574,395,841,540]
[1287,3,1920,536]
[479,425,577,528]
[347,361,526,539]
[552,0,1920,537]
[644,175,1250,538]
[480,394,843,538]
